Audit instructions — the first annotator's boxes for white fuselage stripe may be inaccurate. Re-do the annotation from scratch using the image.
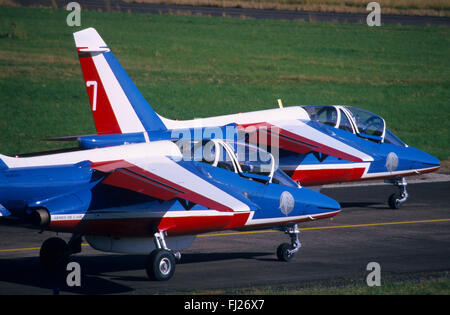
[244,210,340,226]
[283,162,438,180]
[281,162,371,171]
[270,120,374,162]
[159,106,310,129]
[129,156,251,212]
[361,166,439,178]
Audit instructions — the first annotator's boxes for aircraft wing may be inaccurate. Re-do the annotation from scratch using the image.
[94,157,252,213]
[238,119,374,162]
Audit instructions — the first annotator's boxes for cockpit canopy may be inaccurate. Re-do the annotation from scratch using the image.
[302,105,406,146]
[345,106,384,137]
[176,139,299,188]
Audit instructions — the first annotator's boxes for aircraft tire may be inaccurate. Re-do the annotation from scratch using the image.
[146,249,176,281]
[388,192,402,209]
[39,237,68,271]
[276,243,295,262]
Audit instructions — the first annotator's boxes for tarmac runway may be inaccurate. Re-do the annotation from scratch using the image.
[0,180,449,295]
[13,0,450,26]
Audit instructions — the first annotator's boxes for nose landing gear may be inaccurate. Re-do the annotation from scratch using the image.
[276,224,301,262]
[386,177,408,209]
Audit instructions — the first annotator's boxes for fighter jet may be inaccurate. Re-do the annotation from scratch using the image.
[0,138,340,280]
[60,28,440,210]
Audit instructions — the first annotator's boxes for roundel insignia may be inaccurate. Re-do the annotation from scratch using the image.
[279,191,295,216]
[385,152,399,172]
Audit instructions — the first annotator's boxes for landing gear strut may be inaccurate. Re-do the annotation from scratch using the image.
[145,231,178,281]
[276,224,301,262]
[386,177,408,209]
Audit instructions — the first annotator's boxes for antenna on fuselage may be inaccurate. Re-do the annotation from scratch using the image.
[277,99,284,108]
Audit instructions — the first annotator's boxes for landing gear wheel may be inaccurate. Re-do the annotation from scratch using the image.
[39,237,68,271]
[388,192,402,209]
[277,243,295,262]
[146,249,176,281]
[386,177,408,209]
[276,224,301,262]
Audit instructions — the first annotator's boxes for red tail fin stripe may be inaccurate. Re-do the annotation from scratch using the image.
[78,52,122,135]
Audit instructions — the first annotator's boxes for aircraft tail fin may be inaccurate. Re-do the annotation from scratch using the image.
[73,28,167,135]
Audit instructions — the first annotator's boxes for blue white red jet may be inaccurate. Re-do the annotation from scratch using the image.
[64,28,440,209]
[0,28,362,281]
[0,136,340,280]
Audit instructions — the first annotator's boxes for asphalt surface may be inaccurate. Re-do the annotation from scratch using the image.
[14,0,450,26]
[0,180,449,295]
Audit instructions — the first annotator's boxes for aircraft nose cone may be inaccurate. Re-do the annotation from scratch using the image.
[298,188,341,212]
[426,155,440,168]
[424,153,440,167]
[409,147,440,170]
[320,193,341,211]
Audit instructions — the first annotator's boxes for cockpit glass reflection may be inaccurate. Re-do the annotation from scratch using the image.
[344,106,385,137]
[303,105,338,127]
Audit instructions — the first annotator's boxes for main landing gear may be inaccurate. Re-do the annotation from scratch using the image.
[39,231,181,281]
[145,231,180,281]
[276,224,301,262]
[386,177,408,209]
[39,234,82,271]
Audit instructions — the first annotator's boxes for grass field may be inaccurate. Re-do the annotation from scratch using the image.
[0,5,449,161]
[183,272,450,294]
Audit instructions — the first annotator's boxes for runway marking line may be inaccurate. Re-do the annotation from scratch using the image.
[198,218,450,238]
[1,218,449,253]
[0,244,90,253]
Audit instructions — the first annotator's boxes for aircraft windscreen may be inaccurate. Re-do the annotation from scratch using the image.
[272,169,299,188]
[215,143,238,172]
[344,106,385,137]
[302,105,338,127]
[231,142,274,177]
[384,128,407,147]
[179,140,236,171]
[231,142,301,187]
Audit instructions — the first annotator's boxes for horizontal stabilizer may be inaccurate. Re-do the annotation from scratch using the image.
[44,135,93,142]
